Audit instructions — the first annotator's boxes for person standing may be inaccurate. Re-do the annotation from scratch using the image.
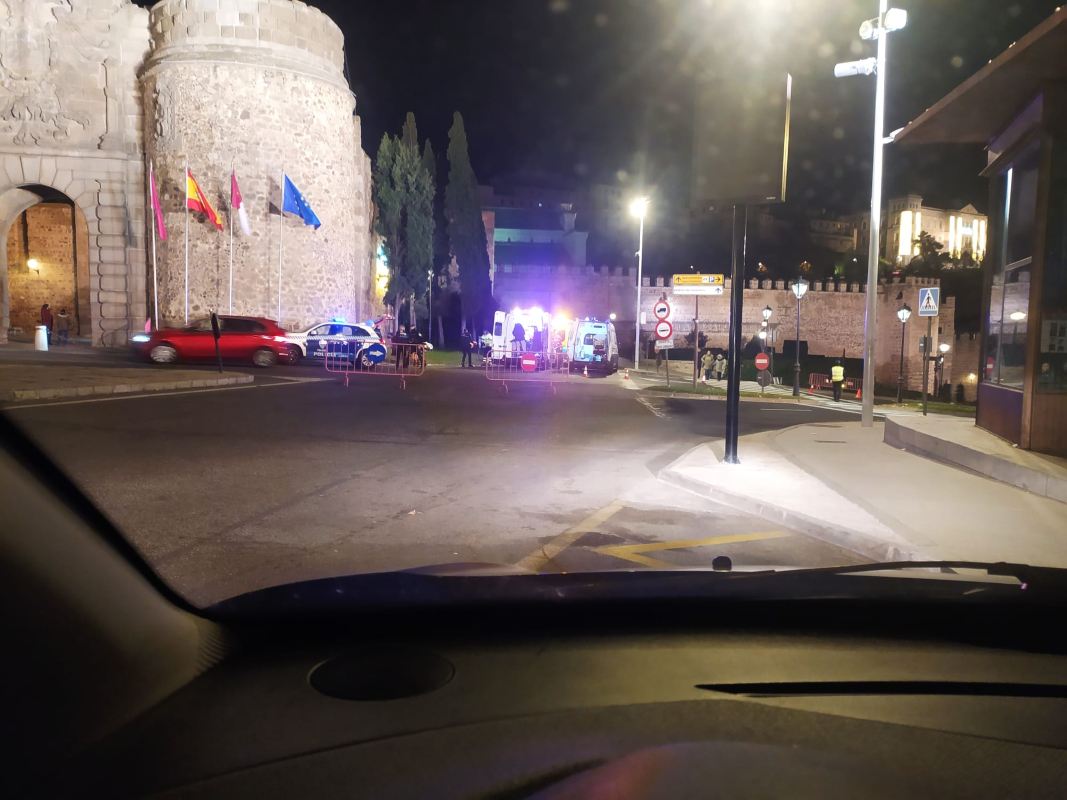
[511,321,526,355]
[393,325,409,368]
[460,328,474,368]
[714,353,726,381]
[700,349,714,384]
[531,327,543,355]
[831,359,845,402]
[40,303,54,345]
[55,308,71,345]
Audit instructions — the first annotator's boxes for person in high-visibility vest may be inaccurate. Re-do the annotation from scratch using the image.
[831,360,845,402]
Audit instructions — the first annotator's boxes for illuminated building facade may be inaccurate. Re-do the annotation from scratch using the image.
[851,194,988,264]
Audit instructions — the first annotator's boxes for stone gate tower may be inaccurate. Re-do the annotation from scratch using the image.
[142,0,374,329]
[0,0,376,346]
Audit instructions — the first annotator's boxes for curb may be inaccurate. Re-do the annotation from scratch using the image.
[5,374,254,402]
[658,447,927,564]
[885,417,1067,504]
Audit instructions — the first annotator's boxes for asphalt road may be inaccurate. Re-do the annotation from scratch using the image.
[4,359,863,606]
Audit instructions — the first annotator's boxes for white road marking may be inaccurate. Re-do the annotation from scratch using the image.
[636,396,667,418]
[3,377,331,410]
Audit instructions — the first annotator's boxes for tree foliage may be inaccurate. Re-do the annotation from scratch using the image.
[373,113,435,326]
[445,112,492,328]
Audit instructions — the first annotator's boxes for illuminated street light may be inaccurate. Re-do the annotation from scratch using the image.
[1009,310,1027,322]
[896,303,911,403]
[791,277,809,397]
[836,1,907,428]
[27,258,40,272]
[938,342,950,354]
[762,305,773,321]
[609,312,617,321]
[629,197,649,370]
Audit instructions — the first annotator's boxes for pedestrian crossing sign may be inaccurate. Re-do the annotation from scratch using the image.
[918,287,940,317]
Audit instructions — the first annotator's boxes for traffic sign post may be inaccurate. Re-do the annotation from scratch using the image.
[655,319,673,340]
[755,352,771,395]
[653,299,671,320]
[918,287,940,416]
[654,338,673,388]
[672,273,725,296]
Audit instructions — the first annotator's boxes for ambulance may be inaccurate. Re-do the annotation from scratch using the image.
[490,307,554,362]
[567,318,619,374]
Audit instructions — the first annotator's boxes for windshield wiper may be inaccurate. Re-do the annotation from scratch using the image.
[740,560,1067,594]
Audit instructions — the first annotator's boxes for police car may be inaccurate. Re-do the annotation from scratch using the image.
[285,320,387,367]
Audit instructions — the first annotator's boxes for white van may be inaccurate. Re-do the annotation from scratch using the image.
[568,319,619,374]
[491,308,552,361]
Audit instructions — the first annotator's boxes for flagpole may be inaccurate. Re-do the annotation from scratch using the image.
[149,160,159,330]
[184,158,189,324]
[278,168,284,323]
[229,161,234,314]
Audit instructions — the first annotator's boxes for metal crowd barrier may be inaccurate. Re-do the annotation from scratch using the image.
[808,373,858,391]
[324,339,426,389]
[483,345,571,393]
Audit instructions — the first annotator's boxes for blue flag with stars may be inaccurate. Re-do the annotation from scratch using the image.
[282,175,321,229]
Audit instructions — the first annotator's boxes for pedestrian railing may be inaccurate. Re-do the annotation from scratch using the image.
[483,346,573,392]
[324,340,426,389]
[808,373,858,391]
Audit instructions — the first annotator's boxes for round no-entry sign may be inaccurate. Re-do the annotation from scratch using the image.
[653,300,671,320]
[520,353,538,372]
[655,320,673,340]
[754,352,770,371]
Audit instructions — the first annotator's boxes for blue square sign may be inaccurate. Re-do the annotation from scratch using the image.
[918,287,940,317]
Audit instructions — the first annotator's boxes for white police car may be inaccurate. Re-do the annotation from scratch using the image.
[285,320,386,367]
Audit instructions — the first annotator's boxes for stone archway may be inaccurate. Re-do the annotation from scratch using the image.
[0,153,144,347]
[1,184,90,341]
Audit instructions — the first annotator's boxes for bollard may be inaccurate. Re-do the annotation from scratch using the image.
[583,365,589,378]
[34,324,49,352]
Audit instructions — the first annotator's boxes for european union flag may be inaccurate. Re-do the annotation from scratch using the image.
[282,175,322,229]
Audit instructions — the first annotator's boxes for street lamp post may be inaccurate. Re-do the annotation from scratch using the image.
[896,303,911,403]
[835,2,908,427]
[791,278,809,396]
[629,197,649,370]
[937,341,951,400]
[759,305,776,384]
[427,269,433,344]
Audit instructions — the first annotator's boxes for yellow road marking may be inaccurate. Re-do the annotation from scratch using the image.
[594,549,675,569]
[514,499,625,572]
[594,530,791,568]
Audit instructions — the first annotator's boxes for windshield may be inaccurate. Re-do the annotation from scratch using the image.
[2,0,1066,610]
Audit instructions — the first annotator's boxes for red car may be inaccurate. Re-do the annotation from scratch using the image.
[131,316,290,368]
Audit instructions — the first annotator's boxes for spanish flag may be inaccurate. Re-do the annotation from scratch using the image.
[186,168,223,230]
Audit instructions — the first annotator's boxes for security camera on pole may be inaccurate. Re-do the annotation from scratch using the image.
[835,2,908,427]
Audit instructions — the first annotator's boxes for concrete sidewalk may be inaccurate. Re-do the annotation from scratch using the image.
[886,414,1067,503]
[0,364,253,403]
[661,419,1067,568]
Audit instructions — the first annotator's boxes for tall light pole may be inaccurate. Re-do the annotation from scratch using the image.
[629,196,649,370]
[937,341,951,400]
[896,302,911,403]
[427,269,433,343]
[835,2,908,427]
[791,277,809,396]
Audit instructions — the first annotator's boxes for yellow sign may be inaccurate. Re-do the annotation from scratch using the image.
[672,273,724,286]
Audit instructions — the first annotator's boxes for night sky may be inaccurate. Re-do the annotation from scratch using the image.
[135,0,1057,213]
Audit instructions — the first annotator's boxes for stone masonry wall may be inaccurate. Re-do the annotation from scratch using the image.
[630,275,954,391]
[142,0,369,330]
[950,332,982,402]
